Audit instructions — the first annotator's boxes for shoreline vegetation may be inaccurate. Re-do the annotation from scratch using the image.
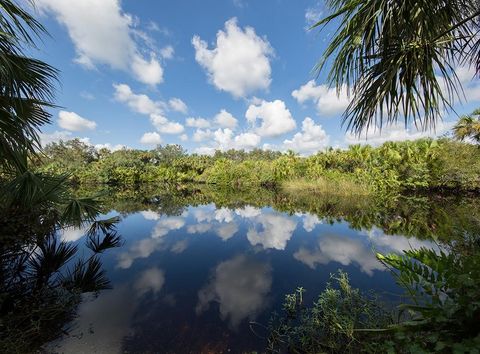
[37,138,480,197]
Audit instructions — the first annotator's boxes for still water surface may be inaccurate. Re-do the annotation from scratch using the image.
[49,187,471,353]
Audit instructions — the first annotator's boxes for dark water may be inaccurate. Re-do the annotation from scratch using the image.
[47,187,479,353]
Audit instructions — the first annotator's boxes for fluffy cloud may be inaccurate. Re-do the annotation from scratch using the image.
[214,128,261,150]
[114,84,185,135]
[215,223,239,241]
[140,132,162,145]
[194,146,216,155]
[194,128,261,151]
[246,100,296,137]
[193,129,213,142]
[187,223,213,234]
[134,267,165,297]
[40,130,126,151]
[283,117,329,154]
[196,255,272,328]
[192,18,273,98]
[247,213,297,250]
[186,117,211,129]
[188,110,238,134]
[140,210,161,221]
[296,213,322,232]
[160,45,174,60]
[235,206,262,219]
[113,84,163,115]
[345,120,454,146]
[171,239,188,254]
[117,238,163,269]
[168,98,188,114]
[150,114,185,134]
[294,234,384,276]
[37,0,165,85]
[151,217,185,238]
[58,110,96,131]
[292,80,350,116]
[214,109,238,129]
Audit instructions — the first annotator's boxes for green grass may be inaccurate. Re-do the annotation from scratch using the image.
[281,177,371,197]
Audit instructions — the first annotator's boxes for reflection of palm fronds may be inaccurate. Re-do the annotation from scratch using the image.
[28,236,78,290]
[61,257,111,293]
[86,230,123,254]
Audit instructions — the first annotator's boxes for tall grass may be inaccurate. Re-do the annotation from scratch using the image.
[281,177,371,197]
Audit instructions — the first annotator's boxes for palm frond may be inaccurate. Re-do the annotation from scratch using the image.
[86,231,123,254]
[28,235,78,288]
[314,0,480,133]
[1,167,69,208]
[0,0,59,164]
[85,216,121,238]
[61,257,111,292]
[61,197,102,228]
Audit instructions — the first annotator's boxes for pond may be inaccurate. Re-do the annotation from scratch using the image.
[47,186,480,353]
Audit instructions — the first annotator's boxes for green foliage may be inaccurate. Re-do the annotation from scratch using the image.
[0,0,59,167]
[377,245,480,352]
[314,0,479,133]
[453,112,480,143]
[265,239,480,353]
[0,225,122,353]
[264,271,393,353]
[430,139,480,190]
[38,138,480,194]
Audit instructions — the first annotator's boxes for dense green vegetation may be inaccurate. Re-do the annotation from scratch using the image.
[38,137,480,194]
[265,244,480,353]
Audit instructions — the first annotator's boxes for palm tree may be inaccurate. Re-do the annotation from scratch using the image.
[314,0,480,134]
[453,109,480,142]
[0,0,58,167]
[0,2,123,350]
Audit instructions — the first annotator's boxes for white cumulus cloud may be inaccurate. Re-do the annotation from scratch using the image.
[192,17,273,98]
[214,128,261,150]
[292,80,350,116]
[196,255,272,328]
[283,117,329,154]
[150,114,185,134]
[186,117,211,129]
[113,84,185,135]
[247,213,297,250]
[214,109,238,129]
[160,45,174,60]
[168,98,188,114]
[246,99,296,137]
[113,83,163,115]
[140,132,162,145]
[37,0,165,85]
[57,111,96,132]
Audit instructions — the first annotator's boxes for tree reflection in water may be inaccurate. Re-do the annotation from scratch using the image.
[3,184,480,352]
[0,214,122,352]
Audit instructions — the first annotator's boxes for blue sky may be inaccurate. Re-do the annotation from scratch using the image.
[32,0,480,154]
